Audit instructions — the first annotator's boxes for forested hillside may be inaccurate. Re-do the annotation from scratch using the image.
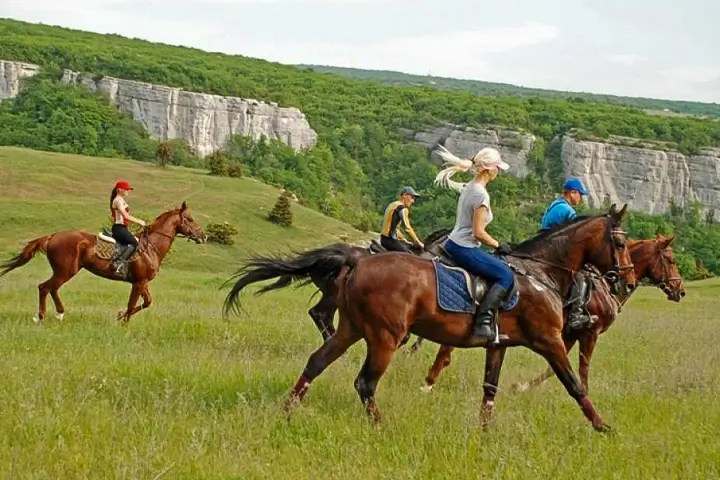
[299,65,720,118]
[1,18,719,278]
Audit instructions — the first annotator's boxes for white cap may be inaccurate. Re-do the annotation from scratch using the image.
[473,147,509,171]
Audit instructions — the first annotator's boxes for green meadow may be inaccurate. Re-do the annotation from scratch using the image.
[0,147,718,479]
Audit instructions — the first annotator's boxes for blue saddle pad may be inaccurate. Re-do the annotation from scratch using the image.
[432,261,519,314]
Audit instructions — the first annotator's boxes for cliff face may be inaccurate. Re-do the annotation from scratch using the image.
[403,123,536,178]
[0,61,40,102]
[562,136,720,218]
[0,60,318,156]
[59,70,318,156]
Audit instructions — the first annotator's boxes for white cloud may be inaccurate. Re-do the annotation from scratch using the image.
[237,23,559,79]
[604,53,647,66]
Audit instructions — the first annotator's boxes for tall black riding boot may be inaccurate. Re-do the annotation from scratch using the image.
[469,283,509,342]
[567,276,594,331]
[114,244,136,276]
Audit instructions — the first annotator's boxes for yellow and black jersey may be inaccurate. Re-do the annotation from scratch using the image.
[380,201,420,244]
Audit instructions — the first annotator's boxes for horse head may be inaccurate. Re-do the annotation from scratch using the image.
[641,233,685,301]
[175,201,206,244]
[587,204,637,292]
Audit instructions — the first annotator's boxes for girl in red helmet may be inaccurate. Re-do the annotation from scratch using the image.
[110,180,147,275]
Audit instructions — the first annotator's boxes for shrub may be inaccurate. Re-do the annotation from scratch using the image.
[268,191,293,227]
[205,221,239,245]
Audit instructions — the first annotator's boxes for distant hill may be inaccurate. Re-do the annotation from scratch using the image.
[0,147,370,273]
[296,65,720,119]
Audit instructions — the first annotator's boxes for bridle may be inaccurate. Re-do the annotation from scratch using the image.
[606,243,682,312]
[603,221,635,286]
[139,211,204,242]
[649,246,683,296]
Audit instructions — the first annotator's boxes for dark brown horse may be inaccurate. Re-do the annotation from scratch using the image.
[222,228,451,342]
[419,232,686,393]
[0,202,206,324]
[224,205,637,431]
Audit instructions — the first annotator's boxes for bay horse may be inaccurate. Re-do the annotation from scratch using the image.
[508,232,685,394]
[0,202,206,324]
[419,232,686,393]
[224,205,637,431]
[222,228,452,342]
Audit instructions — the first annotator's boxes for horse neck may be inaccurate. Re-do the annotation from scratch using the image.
[144,217,179,261]
[524,219,607,295]
[629,241,655,281]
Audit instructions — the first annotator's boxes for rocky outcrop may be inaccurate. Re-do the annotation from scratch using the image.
[60,70,318,156]
[562,136,720,218]
[0,61,40,102]
[0,60,318,156]
[402,123,536,178]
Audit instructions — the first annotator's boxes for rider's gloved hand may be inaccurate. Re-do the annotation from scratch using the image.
[495,243,512,255]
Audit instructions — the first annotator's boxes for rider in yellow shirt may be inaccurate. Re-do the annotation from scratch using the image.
[380,186,424,252]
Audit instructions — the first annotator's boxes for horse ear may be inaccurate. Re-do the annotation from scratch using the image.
[180,201,187,212]
[664,233,676,247]
[617,204,628,219]
[608,203,617,215]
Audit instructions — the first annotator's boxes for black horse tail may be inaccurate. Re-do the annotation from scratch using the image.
[222,243,357,317]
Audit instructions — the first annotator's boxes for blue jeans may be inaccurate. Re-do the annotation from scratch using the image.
[445,239,514,290]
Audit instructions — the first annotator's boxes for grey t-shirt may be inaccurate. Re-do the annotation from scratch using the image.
[448,181,493,248]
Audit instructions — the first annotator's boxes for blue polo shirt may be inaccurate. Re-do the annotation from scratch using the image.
[540,197,577,230]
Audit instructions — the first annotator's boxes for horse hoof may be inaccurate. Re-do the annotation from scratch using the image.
[593,423,612,433]
[55,313,65,322]
[420,384,434,393]
[32,314,41,324]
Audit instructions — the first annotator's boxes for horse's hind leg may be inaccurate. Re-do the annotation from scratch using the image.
[35,272,75,324]
[286,315,361,410]
[531,335,610,432]
[421,345,456,391]
[308,291,336,342]
[354,333,397,424]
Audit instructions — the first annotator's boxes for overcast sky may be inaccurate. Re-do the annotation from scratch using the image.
[2,0,718,103]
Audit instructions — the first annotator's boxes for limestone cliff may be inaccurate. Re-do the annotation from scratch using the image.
[60,70,318,156]
[0,60,40,102]
[402,123,536,178]
[562,136,720,218]
[0,60,318,156]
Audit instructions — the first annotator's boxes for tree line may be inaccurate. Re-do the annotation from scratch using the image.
[0,18,719,278]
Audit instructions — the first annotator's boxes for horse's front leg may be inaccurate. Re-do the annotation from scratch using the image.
[510,336,578,393]
[532,334,610,432]
[480,346,507,428]
[578,331,599,393]
[117,281,145,324]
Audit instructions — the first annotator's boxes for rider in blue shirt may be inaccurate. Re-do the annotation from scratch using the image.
[540,178,595,331]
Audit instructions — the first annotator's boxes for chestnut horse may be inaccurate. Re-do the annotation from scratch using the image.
[0,202,206,324]
[222,228,451,342]
[419,232,685,392]
[224,205,637,431]
[508,232,685,394]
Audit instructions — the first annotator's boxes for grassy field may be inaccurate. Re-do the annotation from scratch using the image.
[1,148,719,479]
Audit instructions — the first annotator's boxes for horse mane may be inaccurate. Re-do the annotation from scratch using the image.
[423,227,453,246]
[511,214,606,254]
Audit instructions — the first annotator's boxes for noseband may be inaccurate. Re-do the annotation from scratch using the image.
[652,247,683,294]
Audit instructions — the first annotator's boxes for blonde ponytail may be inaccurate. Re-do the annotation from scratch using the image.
[433,145,474,192]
